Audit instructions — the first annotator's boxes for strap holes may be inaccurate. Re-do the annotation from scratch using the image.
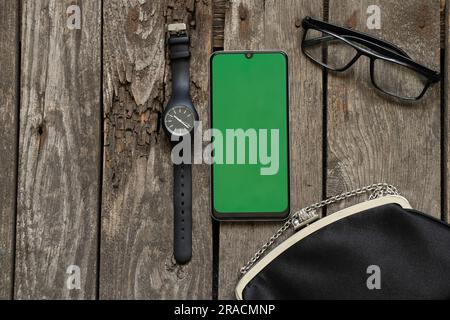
[181,201,184,205]
[181,192,184,197]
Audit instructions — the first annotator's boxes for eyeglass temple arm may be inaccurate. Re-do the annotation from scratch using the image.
[303,34,412,61]
[302,35,334,48]
[304,17,411,58]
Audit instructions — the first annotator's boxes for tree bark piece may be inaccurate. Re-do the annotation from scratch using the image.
[101,0,213,299]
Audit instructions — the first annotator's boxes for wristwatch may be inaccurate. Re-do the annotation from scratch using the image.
[162,23,199,264]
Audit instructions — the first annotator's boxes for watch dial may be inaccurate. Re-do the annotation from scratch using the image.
[164,106,196,136]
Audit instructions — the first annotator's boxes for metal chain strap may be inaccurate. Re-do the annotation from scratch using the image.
[239,183,400,274]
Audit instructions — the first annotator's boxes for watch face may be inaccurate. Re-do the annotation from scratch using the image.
[164,105,196,136]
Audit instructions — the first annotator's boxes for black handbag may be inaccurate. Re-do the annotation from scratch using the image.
[236,183,450,300]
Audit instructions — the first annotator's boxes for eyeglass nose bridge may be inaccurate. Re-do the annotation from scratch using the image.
[334,36,390,72]
[334,51,363,72]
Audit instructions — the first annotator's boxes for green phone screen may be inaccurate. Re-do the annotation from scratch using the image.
[210,51,289,219]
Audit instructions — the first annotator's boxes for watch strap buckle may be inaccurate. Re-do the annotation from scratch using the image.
[167,23,190,60]
[167,23,187,36]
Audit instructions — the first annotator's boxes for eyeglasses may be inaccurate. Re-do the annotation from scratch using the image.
[301,17,441,100]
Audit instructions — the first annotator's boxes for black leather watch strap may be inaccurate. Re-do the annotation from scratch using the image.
[168,35,190,98]
[167,24,194,264]
[173,162,192,263]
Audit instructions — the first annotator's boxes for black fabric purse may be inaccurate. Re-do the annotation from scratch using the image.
[236,184,450,300]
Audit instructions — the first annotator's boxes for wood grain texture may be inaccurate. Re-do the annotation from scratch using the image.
[442,0,446,48]
[0,0,19,300]
[218,0,323,299]
[326,0,441,216]
[101,0,212,299]
[213,0,227,48]
[446,0,449,222]
[15,0,101,299]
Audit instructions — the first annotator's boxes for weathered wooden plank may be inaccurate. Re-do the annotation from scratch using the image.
[101,0,212,299]
[0,0,19,300]
[442,0,446,48]
[446,0,449,222]
[15,0,101,299]
[326,0,441,216]
[218,0,324,299]
[213,0,227,48]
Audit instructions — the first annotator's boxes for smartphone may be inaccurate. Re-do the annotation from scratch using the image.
[210,51,290,220]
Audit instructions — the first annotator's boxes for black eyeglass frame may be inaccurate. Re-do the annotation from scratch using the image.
[301,16,441,100]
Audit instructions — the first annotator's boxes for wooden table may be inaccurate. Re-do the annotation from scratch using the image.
[0,0,448,299]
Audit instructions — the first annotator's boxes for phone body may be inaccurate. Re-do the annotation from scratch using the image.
[210,51,290,221]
